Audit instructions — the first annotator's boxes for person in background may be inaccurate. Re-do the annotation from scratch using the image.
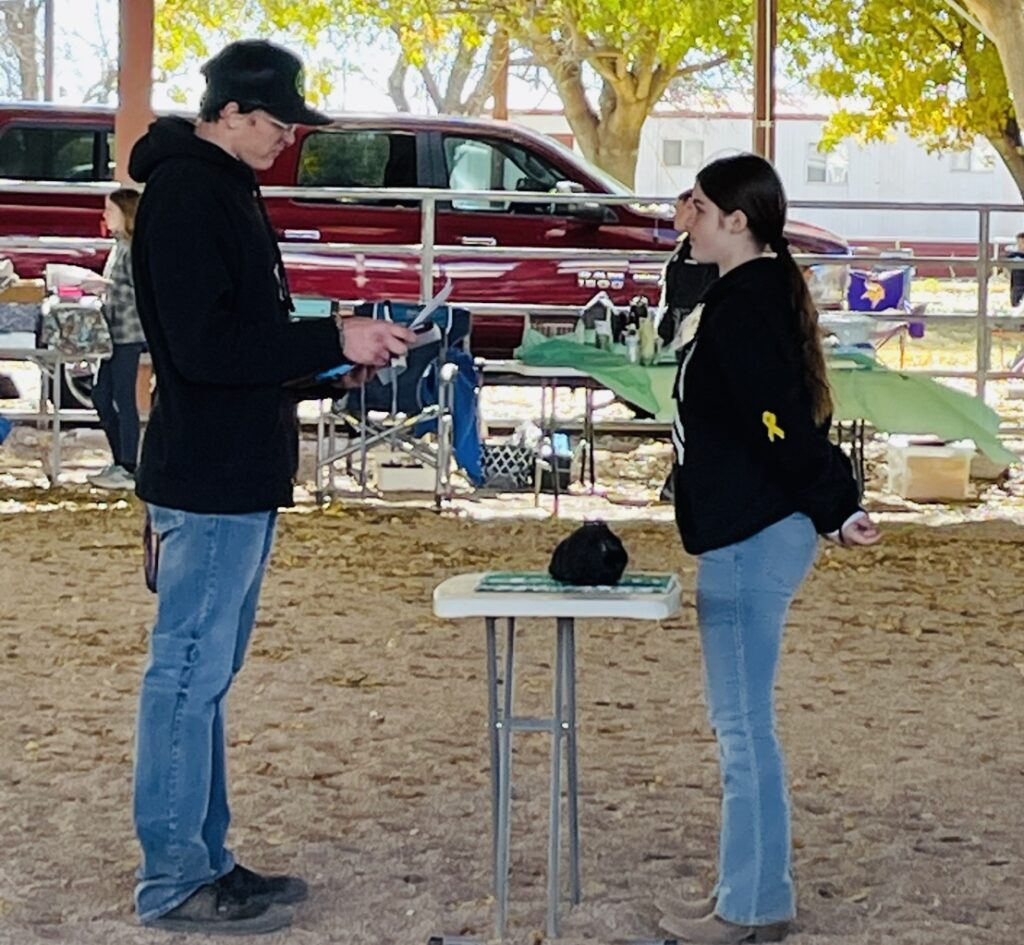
[658,189,719,501]
[127,39,415,936]
[1005,231,1024,308]
[85,188,145,490]
[658,153,880,944]
[658,188,719,348]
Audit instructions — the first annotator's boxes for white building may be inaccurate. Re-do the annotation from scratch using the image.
[514,108,1024,245]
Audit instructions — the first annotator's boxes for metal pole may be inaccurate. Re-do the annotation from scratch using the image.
[976,207,991,400]
[419,194,436,304]
[43,0,55,101]
[115,0,155,183]
[752,0,777,161]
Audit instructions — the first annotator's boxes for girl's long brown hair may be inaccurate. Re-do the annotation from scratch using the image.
[108,187,141,240]
[696,153,833,425]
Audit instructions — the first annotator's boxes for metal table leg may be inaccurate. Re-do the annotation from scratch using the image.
[546,618,567,938]
[485,618,499,871]
[494,617,516,939]
[584,387,596,488]
[485,615,581,940]
[562,618,581,904]
[50,352,62,484]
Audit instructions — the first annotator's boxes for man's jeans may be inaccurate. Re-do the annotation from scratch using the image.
[696,513,818,925]
[134,504,277,922]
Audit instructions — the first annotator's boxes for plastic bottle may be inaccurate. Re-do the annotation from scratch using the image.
[638,316,658,365]
[624,326,639,364]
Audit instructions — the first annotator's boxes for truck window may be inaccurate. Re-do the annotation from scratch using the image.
[297,129,418,201]
[0,125,109,181]
[442,135,572,212]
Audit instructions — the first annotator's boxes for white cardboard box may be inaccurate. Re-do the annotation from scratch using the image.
[376,463,437,492]
[887,439,975,501]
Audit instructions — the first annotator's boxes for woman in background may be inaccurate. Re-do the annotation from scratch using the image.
[658,188,719,348]
[87,187,146,490]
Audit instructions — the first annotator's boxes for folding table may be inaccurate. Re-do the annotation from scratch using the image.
[432,570,682,939]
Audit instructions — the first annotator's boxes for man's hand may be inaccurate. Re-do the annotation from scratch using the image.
[335,365,377,389]
[841,514,881,546]
[341,317,416,367]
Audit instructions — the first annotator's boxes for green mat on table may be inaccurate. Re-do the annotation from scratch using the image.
[514,332,1015,465]
[477,571,676,593]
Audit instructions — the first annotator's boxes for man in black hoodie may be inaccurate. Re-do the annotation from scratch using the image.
[128,41,415,935]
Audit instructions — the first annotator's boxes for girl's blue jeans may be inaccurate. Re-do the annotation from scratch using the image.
[91,342,144,470]
[133,504,277,921]
[696,513,818,925]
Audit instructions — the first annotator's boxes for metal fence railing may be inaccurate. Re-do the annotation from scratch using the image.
[4,181,1024,404]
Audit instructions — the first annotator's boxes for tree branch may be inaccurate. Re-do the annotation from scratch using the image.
[463,28,508,116]
[674,54,730,79]
[442,32,475,112]
[387,51,411,113]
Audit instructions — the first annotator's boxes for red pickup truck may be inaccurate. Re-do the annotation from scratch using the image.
[0,103,850,357]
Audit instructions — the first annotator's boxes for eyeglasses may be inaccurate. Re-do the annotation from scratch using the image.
[255,111,296,136]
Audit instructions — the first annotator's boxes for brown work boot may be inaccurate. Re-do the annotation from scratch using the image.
[659,912,791,944]
[655,893,717,921]
[142,884,292,936]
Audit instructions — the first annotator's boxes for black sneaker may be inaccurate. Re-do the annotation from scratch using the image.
[143,884,292,936]
[216,864,309,906]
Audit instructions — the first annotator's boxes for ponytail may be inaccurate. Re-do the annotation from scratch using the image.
[697,153,834,425]
[770,238,833,426]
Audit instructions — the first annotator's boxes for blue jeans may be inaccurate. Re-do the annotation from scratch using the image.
[696,513,818,925]
[134,504,278,921]
[92,342,144,470]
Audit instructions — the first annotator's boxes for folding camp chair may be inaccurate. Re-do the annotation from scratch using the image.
[314,300,479,505]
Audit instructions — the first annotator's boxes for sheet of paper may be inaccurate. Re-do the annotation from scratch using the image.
[408,278,453,331]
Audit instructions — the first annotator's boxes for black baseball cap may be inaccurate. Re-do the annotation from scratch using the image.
[201,39,330,126]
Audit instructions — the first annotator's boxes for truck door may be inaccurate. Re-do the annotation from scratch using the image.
[433,133,624,305]
[0,121,112,275]
[270,127,424,301]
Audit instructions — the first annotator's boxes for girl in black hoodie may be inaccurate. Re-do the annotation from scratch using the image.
[657,154,880,945]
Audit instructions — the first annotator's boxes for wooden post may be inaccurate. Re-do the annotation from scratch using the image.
[752,0,777,162]
[114,0,155,184]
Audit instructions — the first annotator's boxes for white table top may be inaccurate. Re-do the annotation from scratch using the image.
[433,571,682,620]
[481,359,591,379]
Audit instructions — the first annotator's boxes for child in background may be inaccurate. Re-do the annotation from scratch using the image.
[86,188,146,490]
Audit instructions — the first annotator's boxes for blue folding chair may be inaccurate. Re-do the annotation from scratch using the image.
[314,300,482,504]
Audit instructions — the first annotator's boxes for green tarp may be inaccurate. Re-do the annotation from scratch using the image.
[515,333,1015,465]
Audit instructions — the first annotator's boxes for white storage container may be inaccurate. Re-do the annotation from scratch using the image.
[886,438,975,501]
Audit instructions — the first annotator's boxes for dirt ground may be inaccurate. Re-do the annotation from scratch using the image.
[2,484,1024,945]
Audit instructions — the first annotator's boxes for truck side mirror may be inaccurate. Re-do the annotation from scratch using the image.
[552,180,615,223]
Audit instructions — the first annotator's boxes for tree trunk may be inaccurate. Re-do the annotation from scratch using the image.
[591,90,650,187]
[0,0,42,99]
[523,25,677,188]
[988,116,1024,196]
[964,1,1024,157]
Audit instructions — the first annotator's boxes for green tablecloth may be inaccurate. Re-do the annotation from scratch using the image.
[515,334,1016,465]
